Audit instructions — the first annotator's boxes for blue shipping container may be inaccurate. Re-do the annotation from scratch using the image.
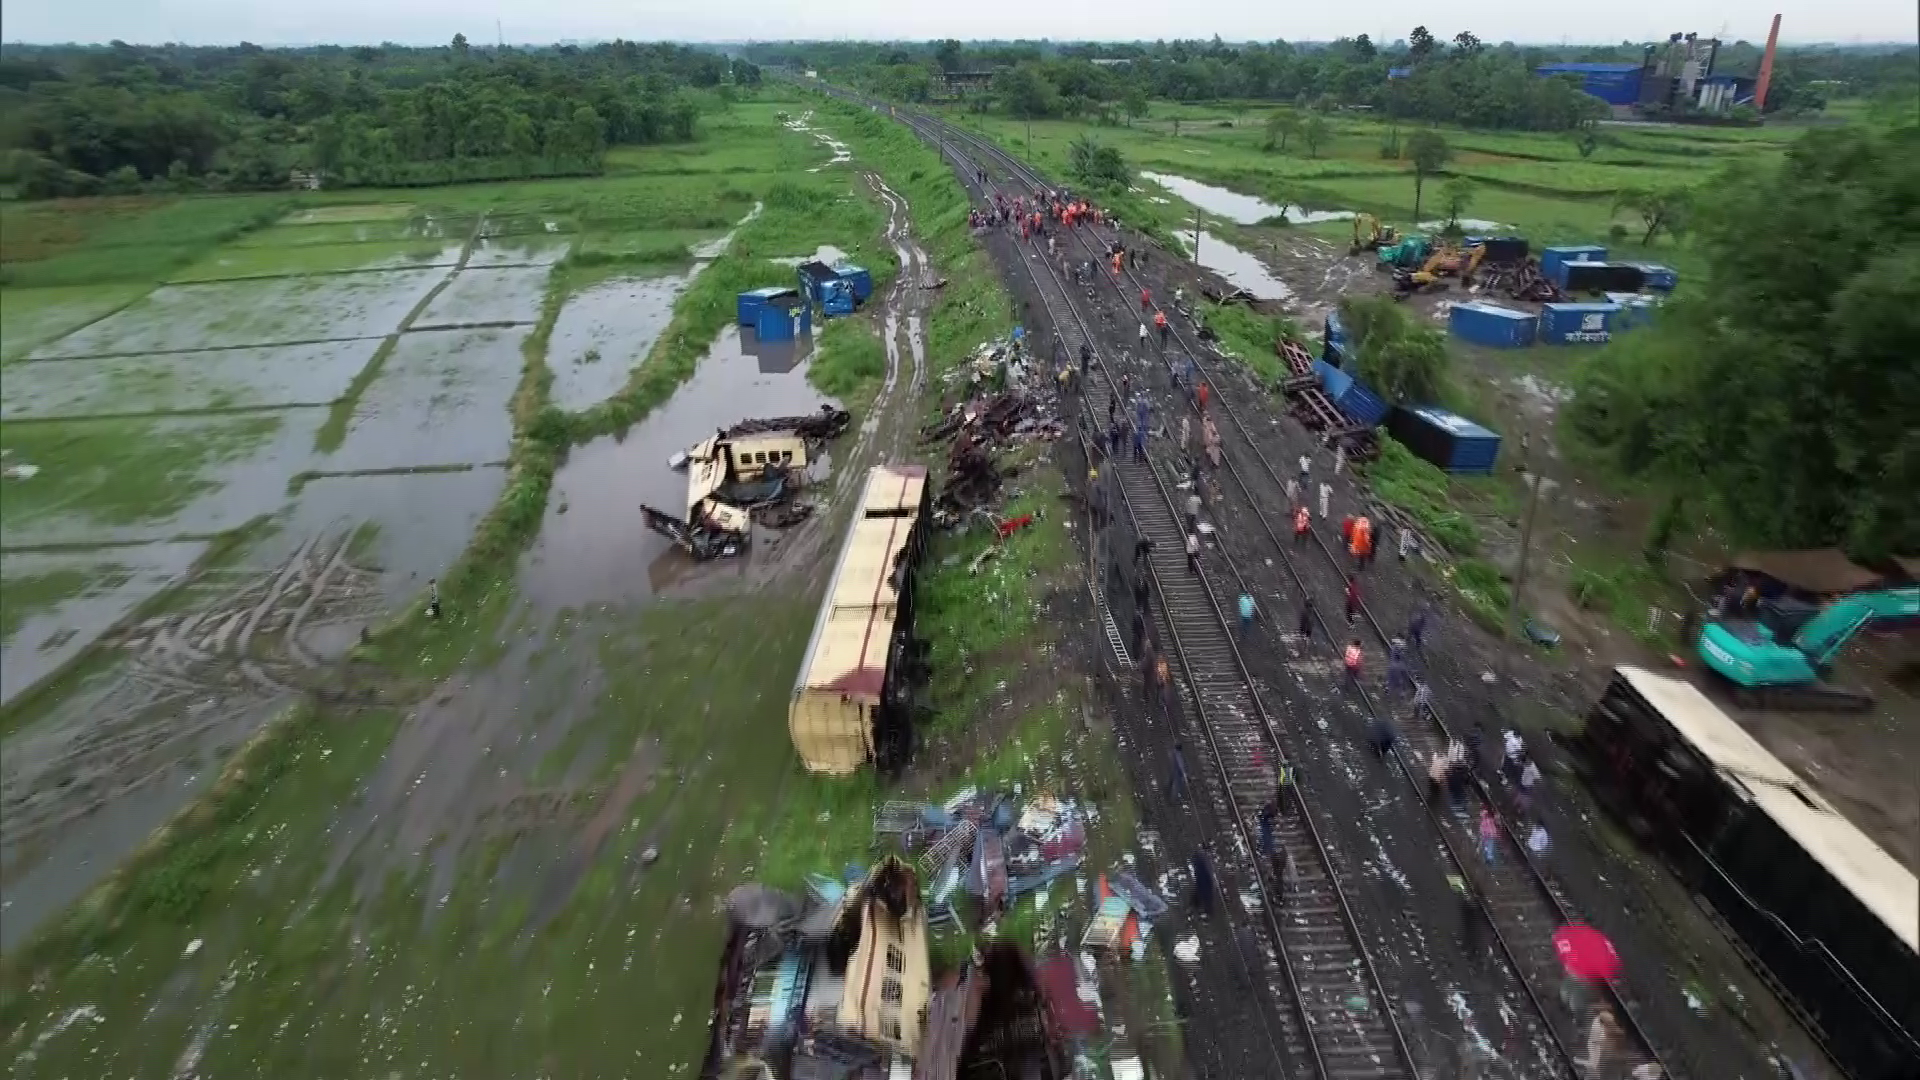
[1323,310,1348,366]
[754,297,811,342]
[1449,302,1538,348]
[1540,245,1606,279]
[738,286,795,327]
[1539,302,1621,345]
[1628,262,1678,291]
[1388,405,1502,474]
[835,265,874,302]
[1314,358,1390,428]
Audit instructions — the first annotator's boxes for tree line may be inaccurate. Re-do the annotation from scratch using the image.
[747,36,1914,132]
[1565,119,1919,561]
[0,40,758,196]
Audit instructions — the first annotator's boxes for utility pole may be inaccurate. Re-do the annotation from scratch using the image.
[1191,206,1203,265]
[1025,117,1032,159]
[1504,469,1549,677]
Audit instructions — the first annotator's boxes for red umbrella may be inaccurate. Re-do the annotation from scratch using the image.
[1554,922,1621,981]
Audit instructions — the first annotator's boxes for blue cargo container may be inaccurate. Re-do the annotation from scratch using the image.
[1323,310,1348,366]
[1541,245,1607,279]
[1449,302,1538,349]
[1628,262,1678,291]
[835,265,874,302]
[1314,358,1391,428]
[738,286,796,327]
[1539,302,1621,345]
[1387,405,1502,475]
[1604,292,1662,329]
[1552,260,1646,293]
[754,296,811,342]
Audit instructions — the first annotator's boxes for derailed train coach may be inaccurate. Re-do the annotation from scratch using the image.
[1579,666,1920,1080]
[789,465,932,776]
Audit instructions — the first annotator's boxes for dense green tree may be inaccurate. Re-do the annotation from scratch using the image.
[1407,27,1437,63]
[1440,177,1475,229]
[1613,185,1691,245]
[1405,130,1450,222]
[1067,134,1128,188]
[994,62,1060,120]
[1340,295,1450,405]
[1566,123,1920,559]
[1263,109,1299,152]
[1300,115,1331,158]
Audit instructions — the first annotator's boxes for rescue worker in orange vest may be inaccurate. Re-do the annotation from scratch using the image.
[1344,639,1364,688]
[1293,504,1312,547]
[1351,515,1373,570]
[1154,309,1170,345]
[1111,252,1124,274]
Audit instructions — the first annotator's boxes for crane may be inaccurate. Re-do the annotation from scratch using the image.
[1696,585,1920,709]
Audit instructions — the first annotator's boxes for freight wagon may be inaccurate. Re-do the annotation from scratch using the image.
[1449,301,1538,349]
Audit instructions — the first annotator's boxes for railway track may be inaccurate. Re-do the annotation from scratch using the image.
[883,103,1680,1078]
[865,93,1432,1080]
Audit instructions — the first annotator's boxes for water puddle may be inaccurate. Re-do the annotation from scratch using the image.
[785,109,852,171]
[1141,171,1353,225]
[518,323,838,610]
[414,265,549,328]
[0,541,207,706]
[2,340,381,420]
[689,202,764,259]
[465,237,574,268]
[546,271,698,412]
[1418,218,1509,232]
[1175,230,1295,301]
[767,244,852,267]
[265,466,508,604]
[322,327,525,473]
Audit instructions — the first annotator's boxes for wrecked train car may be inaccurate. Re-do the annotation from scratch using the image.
[790,465,930,775]
[644,431,814,561]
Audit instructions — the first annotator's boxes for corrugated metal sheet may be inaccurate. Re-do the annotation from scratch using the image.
[1536,63,1644,106]
[1540,245,1606,278]
[1449,302,1538,349]
[1539,302,1622,345]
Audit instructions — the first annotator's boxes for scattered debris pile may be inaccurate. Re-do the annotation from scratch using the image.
[1476,258,1563,303]
[706,782,1171,1080]
[921,337,1064,523]
[1273,338,1378,458]
[645,405,851,560]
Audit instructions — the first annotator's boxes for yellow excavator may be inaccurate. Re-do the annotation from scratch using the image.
[1403,243,1486,287]
[1350,213,1398,255]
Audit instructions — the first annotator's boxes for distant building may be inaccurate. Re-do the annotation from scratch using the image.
[1534,62,1644,107]
[1088,58,1133,67]
[932,70,997,100]
[1387,66,1412,80]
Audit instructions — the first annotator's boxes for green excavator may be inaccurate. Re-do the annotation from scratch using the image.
[1695,585,1920,710]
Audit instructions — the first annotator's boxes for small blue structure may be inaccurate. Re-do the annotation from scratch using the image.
[1604,292,1662,329]
[1387,405,1502,475]
[754,295,812,342]
[1539,302,1622,345]
[1449,302,1538,349]
[1540,245,1607,279]
[1313,358,1390,428]
[1323,310,1348,366]
[834,265,873,303]
[1535,62,1643,107]
[1551,260,1646,293]
[1627,262,1678,291]
[738,286,797,327]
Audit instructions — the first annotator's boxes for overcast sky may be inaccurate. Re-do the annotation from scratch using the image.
[2,0,1911,47]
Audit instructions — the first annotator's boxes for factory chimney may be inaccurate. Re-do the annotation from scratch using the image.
[1754,14,1782,112]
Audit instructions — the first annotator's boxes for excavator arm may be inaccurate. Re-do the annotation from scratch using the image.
[1793,586,1920,666]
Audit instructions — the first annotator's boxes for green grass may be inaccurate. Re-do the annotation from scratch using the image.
[0,195,291,287]
[0,283,152,360]
[0,415,283,530]
[808,313,889,400]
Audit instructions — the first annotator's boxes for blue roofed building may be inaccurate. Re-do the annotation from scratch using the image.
[1535,62,1644,107]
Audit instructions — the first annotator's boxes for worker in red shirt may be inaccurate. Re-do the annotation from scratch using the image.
[1154,309,1169,345]
[1345,575,1363,625]
[1196,381,1210,413]
[1294,505,1312,547]
[1140,286,1151,311]
[1341,514,1356,548]
[1344,639,1364,687]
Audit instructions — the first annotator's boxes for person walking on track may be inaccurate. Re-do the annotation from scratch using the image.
[1169,741,1192,802]
[1293,503,1312,547]
[1344,638,1364,688]
[1345,575,1363,624]
[1186,529,1202,574]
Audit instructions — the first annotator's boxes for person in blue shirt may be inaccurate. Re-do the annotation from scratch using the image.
[1237,592,1256,640]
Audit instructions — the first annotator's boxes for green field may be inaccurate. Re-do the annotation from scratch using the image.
[1,88,1182,1079]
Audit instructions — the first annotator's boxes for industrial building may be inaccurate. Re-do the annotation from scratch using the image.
[1534,62,1645,107]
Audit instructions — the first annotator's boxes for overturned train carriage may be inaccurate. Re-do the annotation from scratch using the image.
[790,465,932,775]
[1579,666,1920,1080]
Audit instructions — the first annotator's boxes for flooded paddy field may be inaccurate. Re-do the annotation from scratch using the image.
[0,94,1119,1079]
[1,340,382,419]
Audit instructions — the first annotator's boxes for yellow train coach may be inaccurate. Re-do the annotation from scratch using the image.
[789,464,931,775]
